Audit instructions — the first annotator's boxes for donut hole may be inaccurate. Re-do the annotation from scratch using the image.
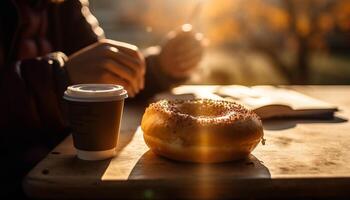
[175,101,228,118]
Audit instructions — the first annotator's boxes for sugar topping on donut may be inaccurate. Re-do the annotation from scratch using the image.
[148,99,260,125]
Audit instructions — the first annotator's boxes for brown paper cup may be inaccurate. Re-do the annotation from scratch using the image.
[64,84,127,160]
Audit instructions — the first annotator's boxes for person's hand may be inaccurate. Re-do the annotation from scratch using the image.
[158,24,205,78]
[65,39,145,97]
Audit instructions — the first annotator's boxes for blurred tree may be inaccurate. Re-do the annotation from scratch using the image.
[137,0,196,35]
[202,0,350,84]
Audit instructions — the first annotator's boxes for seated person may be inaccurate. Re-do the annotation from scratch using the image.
[0,0,204,197]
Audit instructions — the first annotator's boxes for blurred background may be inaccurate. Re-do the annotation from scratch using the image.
[89,0,350,85]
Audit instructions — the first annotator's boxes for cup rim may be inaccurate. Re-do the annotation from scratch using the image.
[64,84,128,102]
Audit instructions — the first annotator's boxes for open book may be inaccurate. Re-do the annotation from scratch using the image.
[154,85,338,119]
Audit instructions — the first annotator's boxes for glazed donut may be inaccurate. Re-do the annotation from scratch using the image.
[141,99,264,163]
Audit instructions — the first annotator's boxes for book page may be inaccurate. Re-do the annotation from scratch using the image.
[154,85,337,113]
[213,85,291,110]
[250,86,337,110]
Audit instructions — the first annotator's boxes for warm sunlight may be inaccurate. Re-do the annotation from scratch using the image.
[91,0,350,85]
[4,0,350,199]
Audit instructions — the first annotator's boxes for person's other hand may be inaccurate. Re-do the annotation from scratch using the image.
[65,39,145,97]
[158,24,205,78]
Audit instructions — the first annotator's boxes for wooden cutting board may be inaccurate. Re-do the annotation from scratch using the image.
[23,86,350,199]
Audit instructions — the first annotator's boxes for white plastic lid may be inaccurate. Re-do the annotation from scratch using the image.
[64,84,128,102]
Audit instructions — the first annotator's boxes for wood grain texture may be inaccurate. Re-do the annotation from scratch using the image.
[23,86,350,199]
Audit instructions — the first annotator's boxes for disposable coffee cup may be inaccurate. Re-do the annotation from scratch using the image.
[64,84,127,161]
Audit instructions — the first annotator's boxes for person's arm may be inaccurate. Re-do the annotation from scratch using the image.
[0,52,69,133]
[0,53,71,185]
[137,24,204,99]
[136,47,186,99]
[57,0,105,55]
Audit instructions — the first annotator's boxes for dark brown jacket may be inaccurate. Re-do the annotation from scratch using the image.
[0,2,106,195]
[0,0,181,193]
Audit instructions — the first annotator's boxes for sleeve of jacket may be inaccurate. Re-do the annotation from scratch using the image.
[135,53,187,100]
[0,52,70,139]
[58,0,105,55]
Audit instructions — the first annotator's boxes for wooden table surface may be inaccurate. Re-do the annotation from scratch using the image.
[23,86,350,199]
